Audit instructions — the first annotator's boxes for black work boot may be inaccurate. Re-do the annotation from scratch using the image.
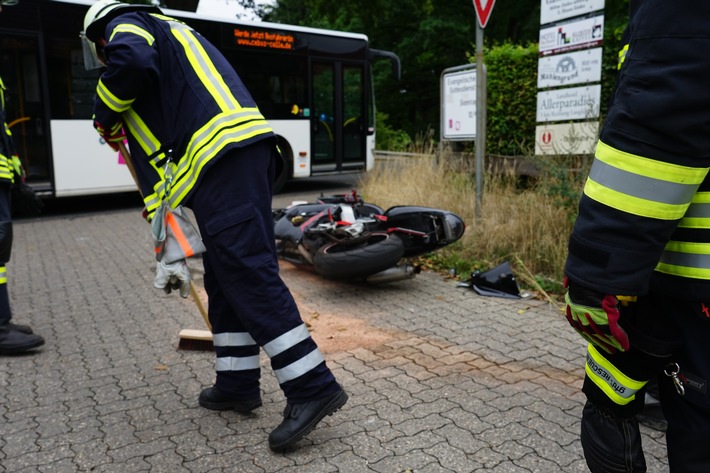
[7,322,33,334]
[0,323,45,355]
[198,386,262,413]
[581,400,647,472]
[269,388,348,452]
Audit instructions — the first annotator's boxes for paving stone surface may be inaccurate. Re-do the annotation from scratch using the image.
[0,207,669,472]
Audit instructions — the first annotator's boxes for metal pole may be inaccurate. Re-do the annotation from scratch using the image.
[475,23,486,221]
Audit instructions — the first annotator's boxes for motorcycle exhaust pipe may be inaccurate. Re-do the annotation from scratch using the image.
[365,265,420,284]
[297,244,314,265]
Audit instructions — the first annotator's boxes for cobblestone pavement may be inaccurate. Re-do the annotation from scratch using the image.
[0,208,669,472]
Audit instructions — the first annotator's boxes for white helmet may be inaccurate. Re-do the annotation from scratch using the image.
[81,0,161,69]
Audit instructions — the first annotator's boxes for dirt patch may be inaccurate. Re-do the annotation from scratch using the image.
[190,267,397,354]
[300,308,396,354]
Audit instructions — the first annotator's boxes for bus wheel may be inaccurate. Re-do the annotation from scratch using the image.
[272,144,290,194]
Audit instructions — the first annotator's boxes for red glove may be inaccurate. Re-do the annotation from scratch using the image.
[94,120,125,152]
[564,278,631,354]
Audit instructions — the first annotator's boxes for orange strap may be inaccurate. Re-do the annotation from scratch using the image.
[166,211,197,258]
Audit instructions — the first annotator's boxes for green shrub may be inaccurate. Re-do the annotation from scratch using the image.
[483,42,539,156]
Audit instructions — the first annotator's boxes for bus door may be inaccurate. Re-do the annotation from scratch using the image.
[311,61,366,173]
[0,33,51,192]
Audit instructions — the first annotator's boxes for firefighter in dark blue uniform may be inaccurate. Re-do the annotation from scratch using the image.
[0,73,45,355]
[82,0,346,452]
[565,1,710,470]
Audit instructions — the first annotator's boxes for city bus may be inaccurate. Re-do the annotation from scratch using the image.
[0,0,400,197]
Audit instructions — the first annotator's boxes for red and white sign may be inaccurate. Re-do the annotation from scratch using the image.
[473,0,497,28]
[535,121,599,156]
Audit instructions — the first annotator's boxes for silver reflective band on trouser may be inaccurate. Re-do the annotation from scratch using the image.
[263,324,311,358]
[273,349,325,384]
[81,33,104,70]
[212,331,257,348]
[215,355,260,372]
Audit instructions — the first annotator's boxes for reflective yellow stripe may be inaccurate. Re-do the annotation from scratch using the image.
[167,115,272,206]
[584,178,689,220]
[168,21,241,112]
[97,78,134,113]
[0,154,13,181]
[109,24,155,45]
[123,109,162,158]
[596,141,706,183]
[584,141,707,220]
[0,265,7,285]
[143,192,162,222]
[657,241,710,279]
[618,44,629,70]
[677,192,710,228]
[585,344,645,405]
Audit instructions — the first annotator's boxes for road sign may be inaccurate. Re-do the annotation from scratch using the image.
[441,67,477,140]
[473,0,496,28]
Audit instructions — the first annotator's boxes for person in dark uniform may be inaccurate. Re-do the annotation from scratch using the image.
[0,70,45,355]
[565,1,710,470]
[82,0,346,452]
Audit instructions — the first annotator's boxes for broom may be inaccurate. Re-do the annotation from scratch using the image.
[117,141,214,350]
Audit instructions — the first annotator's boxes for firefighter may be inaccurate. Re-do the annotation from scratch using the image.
[82,0,346,452]
[0,72,45,355]
[565,1,710,471]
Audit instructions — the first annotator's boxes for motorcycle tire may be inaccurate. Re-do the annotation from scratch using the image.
[312,232,405,280]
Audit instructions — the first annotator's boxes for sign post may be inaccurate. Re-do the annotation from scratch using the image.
[472,0,495,220]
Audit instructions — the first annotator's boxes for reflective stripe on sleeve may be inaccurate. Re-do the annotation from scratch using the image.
[0,266,6,285]
[109,24,155,45]
[584,141,707,220]
[585,344,645,405]
[123,109,161,157]
[97,78,135,113]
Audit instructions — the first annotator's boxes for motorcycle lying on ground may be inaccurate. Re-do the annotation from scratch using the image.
[273,191,466,283]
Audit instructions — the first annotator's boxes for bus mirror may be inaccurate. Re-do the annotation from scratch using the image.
[369,48,401,81]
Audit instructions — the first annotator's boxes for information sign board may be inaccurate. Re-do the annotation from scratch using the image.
[441,68,476,140]
[537,47,602,89]
[539,14,604,56]
[536,84,601,122]
[540,0,605,26]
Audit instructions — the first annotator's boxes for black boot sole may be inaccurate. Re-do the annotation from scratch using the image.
[269,389,348,452]
[0,338,45,355]
[199,397,262,413]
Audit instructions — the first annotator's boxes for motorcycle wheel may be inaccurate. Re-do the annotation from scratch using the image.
[312,232,405,280]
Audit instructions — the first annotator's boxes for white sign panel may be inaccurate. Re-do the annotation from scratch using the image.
[539,14,604,56]
[536,84,601,122]
[537,47,602,89]
[441,68,476,140]
[535,121,599,155]
[540,0,605,25]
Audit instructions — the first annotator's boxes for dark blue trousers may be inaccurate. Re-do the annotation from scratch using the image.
[187,140,338,403]
[0,183,12,324]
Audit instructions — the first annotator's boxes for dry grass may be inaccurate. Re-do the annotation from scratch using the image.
[357,152,577,291]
